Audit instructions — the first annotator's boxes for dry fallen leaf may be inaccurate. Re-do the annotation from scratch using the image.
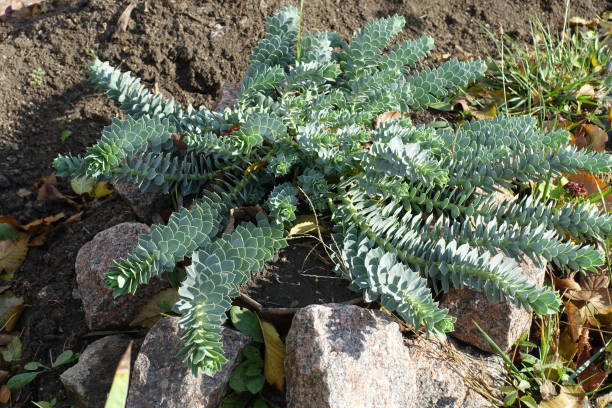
[15,189,31,199]
[0,293,24,332]
[116,3,136,33]
[64,211,84,224]
[575,84,595,99]
[0,233,29,274]
[553,275,581,292]
[0,385,9,404]
[374,111,401,128]
[288,215,327,236]
[260,320,285,391]
[572,124,608,152]
[130,288,178,328]
[538,385,586,408]
[563,301,583,342]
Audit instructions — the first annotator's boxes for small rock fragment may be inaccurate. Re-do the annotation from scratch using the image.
[60,335,132,408]
[127,317,250,408]
[440,255,545,352]
[213,82,240,111]
[113,182,165,223]
[75,222,168,329]
[285,304,417,408]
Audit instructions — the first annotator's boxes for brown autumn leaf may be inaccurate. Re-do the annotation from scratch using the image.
[580,273,610,291]
[35,174,80,207]
[558,327,577,361]
[579,364,608,393]
[553,274,582,292]
[374,111,401,128]
[452,97,496,120]
[563,301,584,342]
[64,211,84,224]
[574,326,591,366]
[572,124,608,152]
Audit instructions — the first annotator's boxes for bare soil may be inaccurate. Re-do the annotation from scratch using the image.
[0,0,607,406]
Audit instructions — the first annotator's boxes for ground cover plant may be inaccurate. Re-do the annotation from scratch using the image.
[52,6,612,378]
[476,15,611,125]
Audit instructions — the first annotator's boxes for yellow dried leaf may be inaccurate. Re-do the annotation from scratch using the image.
[245,161,267,176]
[539,385,586,408]
[0,385,9,404]
[130,288,178,328]
[260,320,285,391]
[92,181,113,198]
[0,233,29,274]
[288,215,327,236]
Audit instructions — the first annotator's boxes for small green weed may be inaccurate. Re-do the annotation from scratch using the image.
[479,15,610,126]
[7,350,79,390]
[30,67,45,85]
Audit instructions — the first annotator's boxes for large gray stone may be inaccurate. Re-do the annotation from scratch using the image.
[75,222,168,329]
[127,317,250,408]
[285,304,505,408]
[285,304,417,408]
[60,335,132,408]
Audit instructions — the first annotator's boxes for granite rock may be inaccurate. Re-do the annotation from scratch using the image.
[75,222,168,329]
[440,188,547,352]
[285,304,417,408]
[440,255,545,353]
[127,317,250,408]
[113,182,164,223]
[407,336,505,408]
[60,335,132,408]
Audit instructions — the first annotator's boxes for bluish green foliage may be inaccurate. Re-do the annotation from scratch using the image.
[54,7,612,376]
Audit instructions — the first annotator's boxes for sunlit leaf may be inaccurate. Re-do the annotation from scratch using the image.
[230,306,263,342]
[260,320,285,391]
[92,181,113,198]
[288,215,327,236]
[539,385,586,408]
[70,176,95,195]
[104,341,132,408]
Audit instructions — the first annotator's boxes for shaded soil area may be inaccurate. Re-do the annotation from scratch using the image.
[0,0,607,406]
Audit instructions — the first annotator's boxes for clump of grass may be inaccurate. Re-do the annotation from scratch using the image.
[481,17,610,126]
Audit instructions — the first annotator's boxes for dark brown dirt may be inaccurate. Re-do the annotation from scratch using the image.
[0,0,607,406]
